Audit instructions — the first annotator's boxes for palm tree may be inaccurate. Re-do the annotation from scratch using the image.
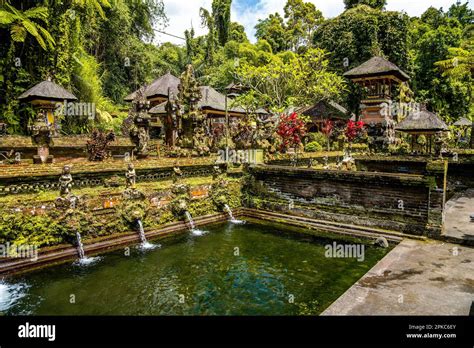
[436,28,474,148]
[0,2,55,50]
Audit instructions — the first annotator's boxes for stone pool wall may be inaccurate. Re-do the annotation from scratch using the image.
[355,155,474,191]
[244,165,446,237]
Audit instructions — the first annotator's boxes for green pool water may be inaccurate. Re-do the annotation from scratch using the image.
[0,221,389,315]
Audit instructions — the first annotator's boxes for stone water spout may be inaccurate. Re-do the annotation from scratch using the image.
[223,204,245,224]
[74,230,100,265]
[136,219,156,250]
[184,211,195,230]
[75,231,86,260]
[184,211,206,236]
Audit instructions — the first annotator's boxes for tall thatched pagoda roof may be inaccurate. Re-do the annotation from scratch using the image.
[149,86,268,116]
[199,86,243,114]
[18,79,77,102]
[124,72,180,102]
[343,56,410,82]
[199,86,268,115]
[453,117,472,127]
[395,106,448,133]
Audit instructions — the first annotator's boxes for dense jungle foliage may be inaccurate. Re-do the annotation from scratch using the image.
[0,0,472,134]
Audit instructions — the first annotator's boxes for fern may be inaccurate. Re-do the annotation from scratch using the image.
[0,2,55,50]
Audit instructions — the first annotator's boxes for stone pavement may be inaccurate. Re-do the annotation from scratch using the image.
[322,239,474,315]
[444,189,474,244]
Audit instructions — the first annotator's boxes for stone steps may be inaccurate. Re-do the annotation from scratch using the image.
[241,208,428,243]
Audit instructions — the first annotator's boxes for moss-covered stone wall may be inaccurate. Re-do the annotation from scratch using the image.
[244,165,445,236]
[0,175,243,249]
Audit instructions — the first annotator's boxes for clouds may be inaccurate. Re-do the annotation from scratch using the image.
[156,0,468,45]
[155,0,212,45]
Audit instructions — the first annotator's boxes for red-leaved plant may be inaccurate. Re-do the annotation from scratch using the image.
[321,119,334,151]
[345,120,364,143]
[277,112,307,152]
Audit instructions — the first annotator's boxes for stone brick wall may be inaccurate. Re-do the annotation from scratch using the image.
[245,165,445,236]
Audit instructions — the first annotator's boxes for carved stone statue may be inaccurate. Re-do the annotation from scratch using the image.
[177,65,202,121]
[339,149,355,171]
[59,165,73,197]
[128,87,151,158]
[125,163,136,188]
[86,129,116,161]
[323,156,329,170]
[192,126,211,156]
[172,166,183,183]
[175,65,203,150]
[434,132,448,158]
[212,165,222,180]
[55,165,79,209]
[122,162,145,201]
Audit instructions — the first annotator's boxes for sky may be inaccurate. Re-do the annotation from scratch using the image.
[155,0,473,45]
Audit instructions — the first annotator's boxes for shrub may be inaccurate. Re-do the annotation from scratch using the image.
[306,132,327,145]
[351,143,369,152]
[305,141,323,152]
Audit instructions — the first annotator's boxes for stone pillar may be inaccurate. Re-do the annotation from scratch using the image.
[425,160,448,238]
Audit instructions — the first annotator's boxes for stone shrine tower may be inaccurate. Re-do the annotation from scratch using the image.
[344,56,410,124]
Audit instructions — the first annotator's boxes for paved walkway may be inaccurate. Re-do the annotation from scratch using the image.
[444,189,474,243]
[322,239,474,315]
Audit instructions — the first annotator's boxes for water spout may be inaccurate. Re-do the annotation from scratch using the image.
[74,231,101,266]
[184,211,207,236]
[137,220,146,244]
[223,204,245,224]
[136,220,158,250]
[184,211,195,230]
[75,231,85,260]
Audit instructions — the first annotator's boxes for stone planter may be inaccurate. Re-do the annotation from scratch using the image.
[33,146,53,164]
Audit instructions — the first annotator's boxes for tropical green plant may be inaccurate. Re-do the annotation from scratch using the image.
[343,0,386,10]
[0,2,55,50]
[305,141,323,152]
[236,48,345,111]
[212,0,232,46]
[71,0,111,19]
